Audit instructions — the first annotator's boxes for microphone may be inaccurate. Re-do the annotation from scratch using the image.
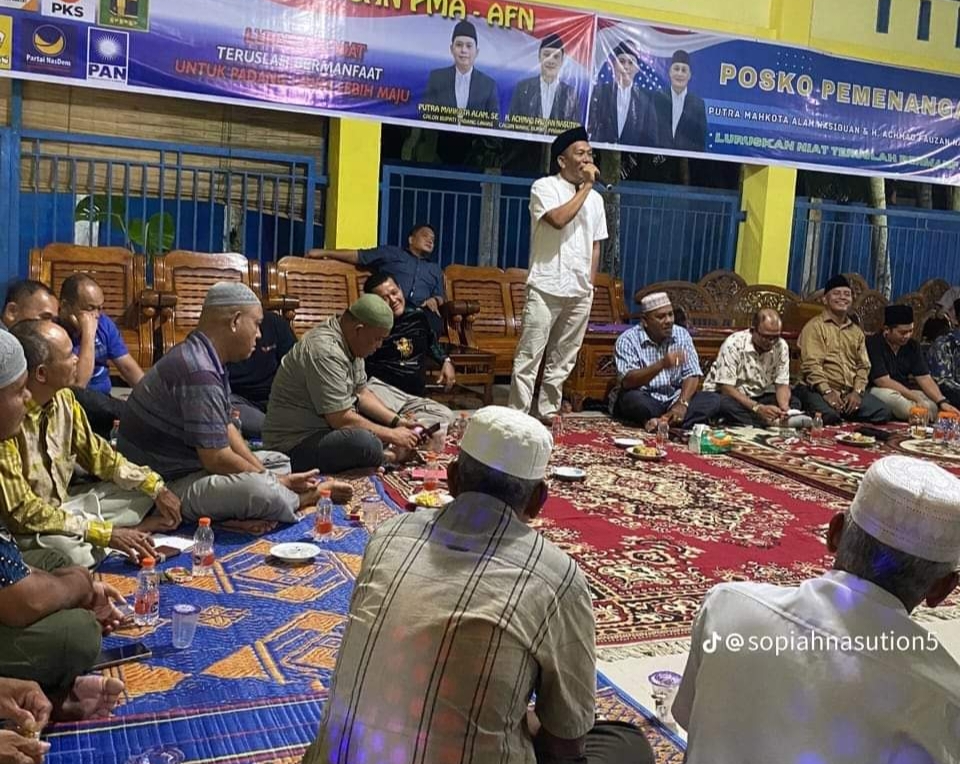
[590,169,614,192]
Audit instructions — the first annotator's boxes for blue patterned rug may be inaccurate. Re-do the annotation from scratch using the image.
[45,478,685,763]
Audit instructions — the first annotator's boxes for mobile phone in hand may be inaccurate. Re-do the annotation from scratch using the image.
[92,642,152,670]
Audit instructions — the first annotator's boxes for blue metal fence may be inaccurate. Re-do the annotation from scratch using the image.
[789,198,960,296]
[380,164,743,310]
[7,126,325,285]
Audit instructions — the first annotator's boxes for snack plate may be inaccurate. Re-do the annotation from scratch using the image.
[627,445,665,461]
[552,466,586,481]
[835,433,876,447]
[613,437,644,448]
[407,491,454,508]
[270,542,321,562]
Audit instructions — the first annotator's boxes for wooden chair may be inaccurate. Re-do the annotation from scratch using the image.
[698,270,746,314]
[895,291,927,326]
[443,265,529,376]
[852,289,888,335]
[153,251,264,354]
[28,243,159,369]
[726,285,800,328]
[633,282,721,327]
[842,272,870,304]
[267,257,368,338]
[918,278,950,311]
[590,274,629,325]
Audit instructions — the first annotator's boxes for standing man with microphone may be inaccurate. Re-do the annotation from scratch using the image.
[508,126,608,424]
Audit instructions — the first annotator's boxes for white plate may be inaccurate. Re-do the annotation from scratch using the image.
[407,491,454,508]
[552,466,586,481]
[270,542,321,562]
[613,437,644,448]
[834,433,876,447]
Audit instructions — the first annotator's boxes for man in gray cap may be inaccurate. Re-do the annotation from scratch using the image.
[611,291,736,428]
[0,320,180,568]
[509,125,607,424]
[304,406,654,764]
[119,283,351,534]
[674,455,960,762]
[265,294,451,473]
[0,330,129,723]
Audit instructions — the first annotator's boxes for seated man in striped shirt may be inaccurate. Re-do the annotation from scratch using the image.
[119,283,350,535]
[610,292,739,429]
[304,406,653,764]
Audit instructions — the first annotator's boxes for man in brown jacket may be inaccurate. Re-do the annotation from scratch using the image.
[795,274,891,425]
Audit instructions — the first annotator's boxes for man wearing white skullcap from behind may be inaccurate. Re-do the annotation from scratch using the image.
[304,406,654,764]
[674,455,960,764]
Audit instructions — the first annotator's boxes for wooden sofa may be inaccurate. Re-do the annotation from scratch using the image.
[269,257,495,404]
[28,244,161,369]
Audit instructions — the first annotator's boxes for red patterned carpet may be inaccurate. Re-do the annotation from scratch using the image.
[383,418,852,657]
[730,424,960,499]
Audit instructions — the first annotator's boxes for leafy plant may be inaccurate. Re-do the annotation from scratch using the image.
[75,195,175,257]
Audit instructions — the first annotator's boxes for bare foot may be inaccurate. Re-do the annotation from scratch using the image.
[56,676,124,721]
[220,519,278,535]
[297,480,353,509]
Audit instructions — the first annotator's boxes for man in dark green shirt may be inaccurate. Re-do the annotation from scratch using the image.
[364,271,455,397]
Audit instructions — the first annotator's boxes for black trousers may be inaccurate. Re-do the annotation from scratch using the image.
[794,385,891,426]
[536,721,655,764]
[71,386,125,439]
[615,389,742,428]
[288,428,385,474]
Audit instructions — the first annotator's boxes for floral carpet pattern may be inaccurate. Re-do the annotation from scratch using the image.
[729,424,960,499]
[383,418,849,657]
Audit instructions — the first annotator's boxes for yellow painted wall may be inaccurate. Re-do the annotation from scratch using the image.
[811,0,960,76]
[324,118,381,250]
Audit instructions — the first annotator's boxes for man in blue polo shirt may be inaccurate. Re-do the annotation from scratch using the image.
[308,223,446,334]
[59,273,144,438]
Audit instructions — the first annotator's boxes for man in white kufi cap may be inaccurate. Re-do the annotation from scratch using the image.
[118,282,351,534]
[674,455,960,764]
[610,291,738,429]
[304,406,655,764]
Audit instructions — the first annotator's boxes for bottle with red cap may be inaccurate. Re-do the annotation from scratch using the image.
[134,557,159,626]
[192,517,215,577]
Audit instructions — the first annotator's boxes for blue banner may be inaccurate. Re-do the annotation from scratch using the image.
[594,19,960,184]
[1,1,960,183]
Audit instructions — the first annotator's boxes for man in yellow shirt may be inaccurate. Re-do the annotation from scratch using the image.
[796,275,891,425]
[0,320,181,567]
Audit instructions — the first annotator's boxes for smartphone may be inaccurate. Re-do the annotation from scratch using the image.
[417,422,441,444]
[125,546,182,566]
[92,642,152,670]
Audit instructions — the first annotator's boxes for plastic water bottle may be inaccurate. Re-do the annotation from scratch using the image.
[315,489,334,542]
[448,412,469,441]
[230,408,242,433]
[109,419,120,448]
[192,517,215,577]
[134,557,159,626]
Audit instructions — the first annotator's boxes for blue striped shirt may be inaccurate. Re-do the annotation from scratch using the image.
[611,325,702,409]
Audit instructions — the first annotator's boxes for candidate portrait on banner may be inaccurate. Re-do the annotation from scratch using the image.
[421,19,499,116]
[654,49,707,152]
[505,33,580,132]
[587,40,657,147]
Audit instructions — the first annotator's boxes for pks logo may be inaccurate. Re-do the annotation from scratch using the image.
[86,26,126,83]
[43,0,95,23]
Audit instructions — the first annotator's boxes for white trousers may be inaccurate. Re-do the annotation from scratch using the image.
[508,286,592,418]
[867,387,938,422]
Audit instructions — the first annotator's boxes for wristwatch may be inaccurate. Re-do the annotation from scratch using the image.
[751,403,760,413]
[389,414,401,428]
[936,399,948,408]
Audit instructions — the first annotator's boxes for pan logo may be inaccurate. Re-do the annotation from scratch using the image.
[86,26,127,82]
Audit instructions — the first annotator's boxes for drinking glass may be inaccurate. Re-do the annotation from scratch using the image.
[125,748,184,764]
[361,496,383,527]
[172,604,199,649]
[314,500,333,542]
[648,670,682,726]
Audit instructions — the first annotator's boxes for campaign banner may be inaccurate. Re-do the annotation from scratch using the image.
[0,0,596,139]
[593,18,960,184]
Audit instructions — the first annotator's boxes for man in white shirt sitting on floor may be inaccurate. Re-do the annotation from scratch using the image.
[303,406,654,764]
[674,455,960,763]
